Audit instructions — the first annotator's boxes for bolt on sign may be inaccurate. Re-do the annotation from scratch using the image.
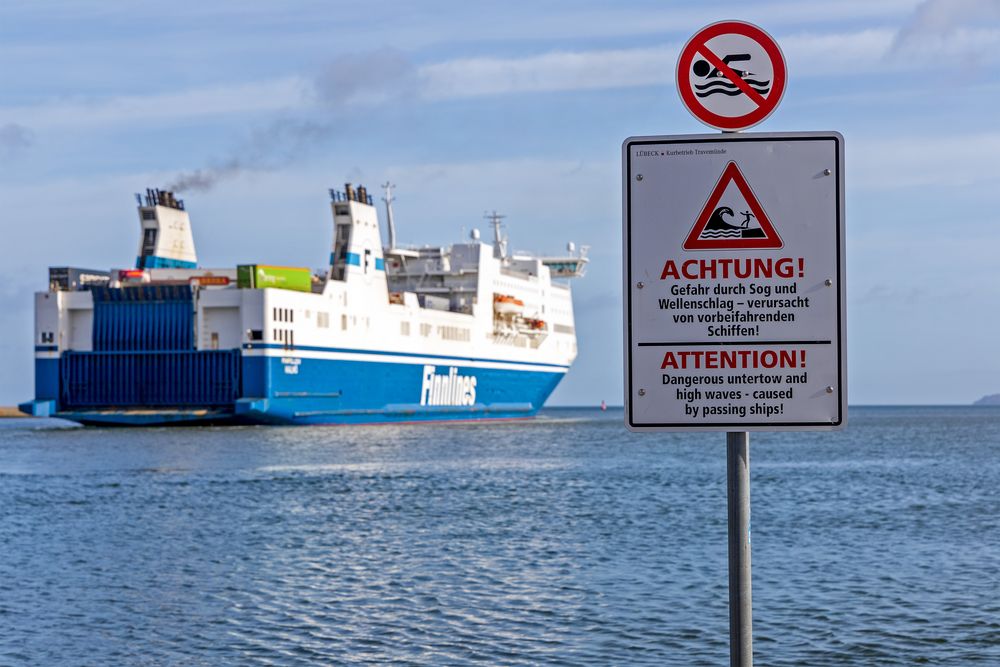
[622,132,846,431]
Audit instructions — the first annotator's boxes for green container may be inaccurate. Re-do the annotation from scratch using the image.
[237,264,312,292]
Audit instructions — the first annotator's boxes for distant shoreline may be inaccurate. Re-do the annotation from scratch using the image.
[0,407,26,418]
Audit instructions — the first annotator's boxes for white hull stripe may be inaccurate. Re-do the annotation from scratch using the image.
[244,347,569,373]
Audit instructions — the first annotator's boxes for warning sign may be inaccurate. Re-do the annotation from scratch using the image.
[676,21,787,132]
[683,161,781,250]
[622,132,846,432]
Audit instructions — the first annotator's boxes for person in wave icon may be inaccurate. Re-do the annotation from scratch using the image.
[699,206,768,239]
[692,54,771,98]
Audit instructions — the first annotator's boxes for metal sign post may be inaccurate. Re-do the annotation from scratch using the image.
[622,20,846,667]
[727,431,752,666]
[624,131,846,667]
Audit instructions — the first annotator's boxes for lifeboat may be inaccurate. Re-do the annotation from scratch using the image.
[493,293,524,315]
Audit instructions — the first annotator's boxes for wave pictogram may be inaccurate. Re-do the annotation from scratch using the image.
[698,229,744,238]
[694,78,771,98]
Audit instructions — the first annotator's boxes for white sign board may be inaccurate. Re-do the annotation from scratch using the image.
[623,132,846,431]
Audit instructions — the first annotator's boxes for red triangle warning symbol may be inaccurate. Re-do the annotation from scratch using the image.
[683,161,782,250]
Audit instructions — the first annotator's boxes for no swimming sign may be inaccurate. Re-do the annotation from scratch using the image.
[676,21,787,132]
[622,132,846,431]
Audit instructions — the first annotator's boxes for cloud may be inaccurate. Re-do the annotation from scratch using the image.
[892,0,1000,48]
[419,45,676,99]
[2,20,994,139]
[0,78,308,130]
[851,131,1000,189]
[418,29,901,100]
[889,0,1000,65]
[13,20,997,194]
[781,29,894,73]
[0,123,34,155]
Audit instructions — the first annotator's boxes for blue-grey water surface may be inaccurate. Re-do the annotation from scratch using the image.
[1,406,998,665]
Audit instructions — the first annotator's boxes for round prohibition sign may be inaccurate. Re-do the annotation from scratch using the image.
[676,21,787,131]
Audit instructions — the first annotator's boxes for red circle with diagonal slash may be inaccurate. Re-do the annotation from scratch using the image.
[676,21,786,131]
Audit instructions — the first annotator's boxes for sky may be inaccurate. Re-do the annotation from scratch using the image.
[1,0,999,406]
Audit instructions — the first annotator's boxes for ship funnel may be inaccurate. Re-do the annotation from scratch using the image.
[134,188,197,269]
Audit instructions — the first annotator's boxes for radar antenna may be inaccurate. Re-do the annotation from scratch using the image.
[382,182,397,250]
[485,210,507,259]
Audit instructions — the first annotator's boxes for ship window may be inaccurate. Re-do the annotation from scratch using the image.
[211,332,219,350]
[318,312,329,328]
[437,326,471,342]
[401,321,410,336]
[420,323,431,337]
[341,314,347,330]
[141,210,156,220]
[249,329,263,341]
[141,228,157,256]
[330,224,352,281]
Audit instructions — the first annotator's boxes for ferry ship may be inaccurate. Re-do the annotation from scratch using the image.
[19,184,587,425]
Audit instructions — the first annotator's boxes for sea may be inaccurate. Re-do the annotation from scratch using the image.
[1,406,997,666]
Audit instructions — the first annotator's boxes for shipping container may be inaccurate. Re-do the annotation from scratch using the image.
[236,264,312,292]
[49,267,111,291]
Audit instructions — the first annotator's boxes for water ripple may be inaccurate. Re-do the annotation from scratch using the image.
[0,407,998,664]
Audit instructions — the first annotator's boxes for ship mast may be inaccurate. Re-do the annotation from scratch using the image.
[485,210,507,259]
[382,182,397,250]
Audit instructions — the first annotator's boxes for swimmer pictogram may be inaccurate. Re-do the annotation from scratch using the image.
[692,53,772,99]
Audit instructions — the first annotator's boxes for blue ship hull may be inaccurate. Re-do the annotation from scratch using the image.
[21,349,566,426]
